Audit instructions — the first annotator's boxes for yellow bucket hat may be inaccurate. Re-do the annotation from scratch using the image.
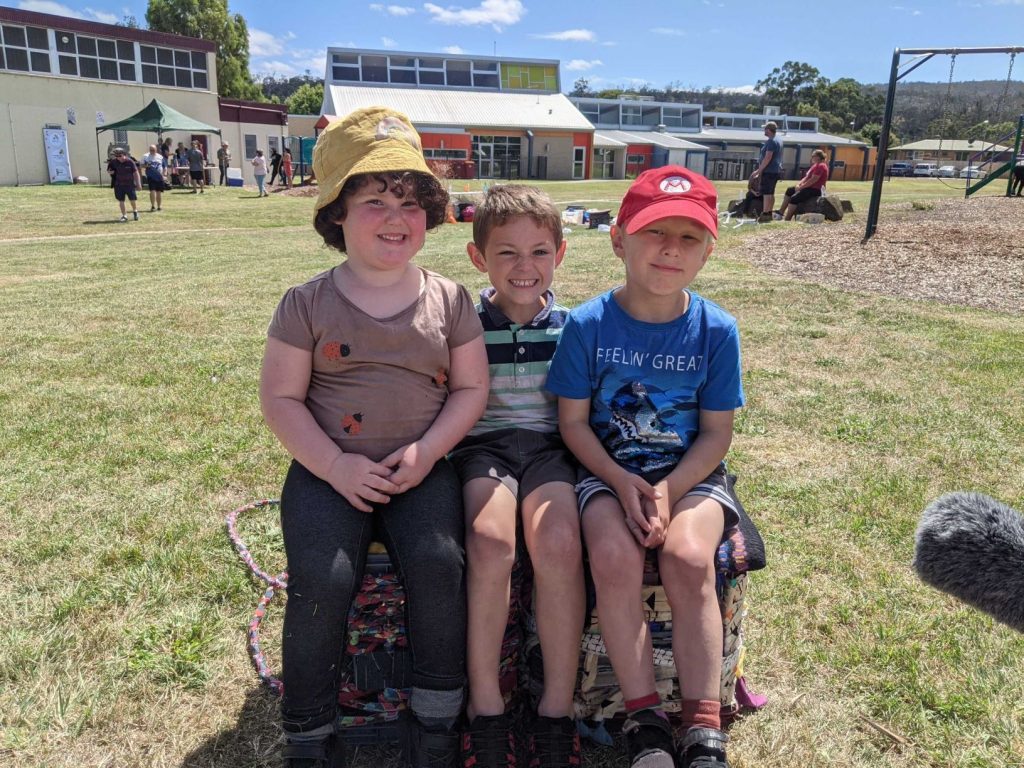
[312,106,434,216]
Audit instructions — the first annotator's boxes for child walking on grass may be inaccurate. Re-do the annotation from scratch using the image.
[259,106,488,768]
[449,185,584,768]
[546,167,745,768]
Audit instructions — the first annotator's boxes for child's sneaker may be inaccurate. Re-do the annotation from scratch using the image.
[132,211,139,221]
[281,731,345,768]
[461,713,516,768]
[407,719,461,768]
[119,215,128,222]
[527,715,579,768]
[675,727,730,768]
[621,710,674,768]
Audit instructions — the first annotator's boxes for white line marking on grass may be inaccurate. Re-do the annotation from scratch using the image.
[0,226,305,245]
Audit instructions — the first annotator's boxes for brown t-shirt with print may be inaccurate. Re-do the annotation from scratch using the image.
[268,266,483,462]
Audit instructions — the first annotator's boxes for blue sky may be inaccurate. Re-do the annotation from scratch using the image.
[15,0,1024,91]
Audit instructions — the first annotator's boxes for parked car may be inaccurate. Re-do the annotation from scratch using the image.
[913,163,938,177]
[960,166,987,179]
[888,162,914,176]
[936,165,957,177]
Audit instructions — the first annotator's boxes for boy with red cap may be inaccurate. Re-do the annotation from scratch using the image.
[546,166,743,768]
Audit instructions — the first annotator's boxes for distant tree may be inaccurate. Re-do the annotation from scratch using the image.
[570,77,591,97]
[596,88,624,99]
[857,122,898,148]
[286,83,324,115]
[756,61,827,114]
[146,0,263,100]
[117,14,139,27]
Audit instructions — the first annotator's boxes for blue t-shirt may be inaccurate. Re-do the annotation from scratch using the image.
[546,290,744,476]
[759,136,782,174]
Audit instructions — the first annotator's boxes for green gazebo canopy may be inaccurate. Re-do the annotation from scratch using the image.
[96,98,221,137]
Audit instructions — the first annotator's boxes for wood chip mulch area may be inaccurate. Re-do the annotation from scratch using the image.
[726,196,1023,315]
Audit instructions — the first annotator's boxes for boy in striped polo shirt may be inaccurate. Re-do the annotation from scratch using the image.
[450,185,584,768]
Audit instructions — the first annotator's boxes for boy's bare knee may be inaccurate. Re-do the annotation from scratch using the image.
[466,522,516,570]
[659,542,716,592]
[588,537,643,586]
[529,522,582,573]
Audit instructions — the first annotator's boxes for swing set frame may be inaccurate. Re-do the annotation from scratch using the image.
[864,45,1024,242]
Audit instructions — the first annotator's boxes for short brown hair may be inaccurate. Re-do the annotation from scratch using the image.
[764,121,778,133]
[314,171,449,253]
[472,184,563,252]
[811,149,827,161]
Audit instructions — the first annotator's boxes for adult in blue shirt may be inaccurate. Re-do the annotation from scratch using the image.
[751,120,782,222]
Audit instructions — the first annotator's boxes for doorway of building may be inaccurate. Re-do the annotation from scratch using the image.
[573,146,586,179]
[476,142,494,178]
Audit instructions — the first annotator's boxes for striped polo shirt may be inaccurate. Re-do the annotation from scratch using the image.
[469,287,569,436]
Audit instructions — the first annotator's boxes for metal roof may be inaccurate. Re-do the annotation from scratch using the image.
[323,85,594,131]
[697,127,868,146]
[890,139,1009,152]
[594,130,708,150]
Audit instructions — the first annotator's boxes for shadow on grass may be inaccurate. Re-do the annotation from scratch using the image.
[181,686,280,768]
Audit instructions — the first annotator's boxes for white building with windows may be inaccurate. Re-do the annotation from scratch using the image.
[319,47,594,181]
[0,6,287,186]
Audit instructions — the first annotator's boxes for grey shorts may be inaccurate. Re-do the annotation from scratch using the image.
[448,428,577,500]
[576,462,740,531]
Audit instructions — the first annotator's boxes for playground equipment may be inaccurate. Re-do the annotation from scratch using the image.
[865,45,1024,242]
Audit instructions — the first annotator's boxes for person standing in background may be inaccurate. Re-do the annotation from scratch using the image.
[269,148,283,186]
[187,139,206,194]
[140,144,166,212]
[217,141,232,186]
[281,148,293,188]
[251,149,269,197]
[750,121,783,222]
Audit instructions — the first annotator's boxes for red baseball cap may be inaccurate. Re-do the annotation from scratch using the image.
[617,165,718,238]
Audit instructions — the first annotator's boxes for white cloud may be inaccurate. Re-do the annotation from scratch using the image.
[371,3,417,14]
[249,29,285,58]
[713,84,760,94]
[252,60,301,77]
[534,28,594,41]
[83,6,117,23]
[381,36,398,48]
[442,45,466,54]
[651,27,685,36]
[564,59,602,71]
[424,0,525,29]
[17,1,117,23]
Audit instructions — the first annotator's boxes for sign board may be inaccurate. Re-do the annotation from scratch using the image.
[96,111,105,126]
[43,128,73,184]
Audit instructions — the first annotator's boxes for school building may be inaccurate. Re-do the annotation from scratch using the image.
[315,47,873,182]
[0,5,288,186]
[319,48,594,181]
[573,96,876,182]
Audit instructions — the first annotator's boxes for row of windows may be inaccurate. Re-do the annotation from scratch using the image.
[330,53,556,91]
[702,115,818,132]
[423,148,468,160]
[577,101,698,129]
[0,23,208,89]
[331,53,502,88]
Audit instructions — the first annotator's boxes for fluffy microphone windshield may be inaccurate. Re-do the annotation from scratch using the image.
[913,491,1024,633]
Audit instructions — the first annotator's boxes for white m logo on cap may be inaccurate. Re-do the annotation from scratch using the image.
[660,176,691,194]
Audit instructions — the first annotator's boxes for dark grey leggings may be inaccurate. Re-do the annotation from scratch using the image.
[279,459,467,732]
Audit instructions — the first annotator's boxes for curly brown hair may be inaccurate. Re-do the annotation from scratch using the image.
[314,172,450,253]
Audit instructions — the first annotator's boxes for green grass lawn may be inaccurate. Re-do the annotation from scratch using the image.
[1,180,1022,768]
